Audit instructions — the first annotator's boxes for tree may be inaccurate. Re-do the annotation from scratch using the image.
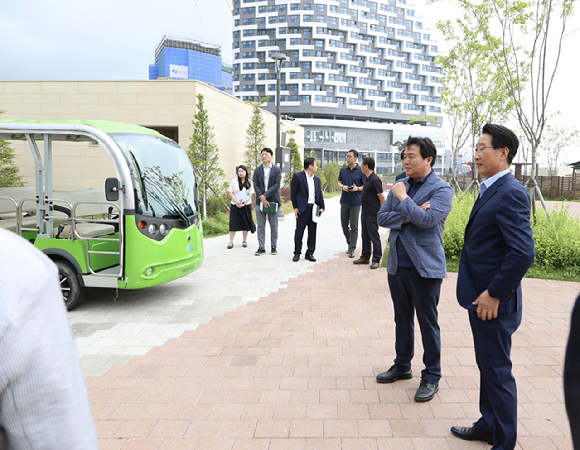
[0,110,25,188]
[539,124,580,175]
[439,0,576,213]
[434,14,514,193]
[187,94,225,220]
[320,162,341,193]
[243,97,269,175]
[283,129,302,188]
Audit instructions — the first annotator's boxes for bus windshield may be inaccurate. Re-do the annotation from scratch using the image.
[111,133,197,223]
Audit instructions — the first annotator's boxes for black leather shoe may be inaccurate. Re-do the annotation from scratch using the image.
[292,254,300,262]
[450,425,493,445]
[376,365,412,383]
[255,248,265,256]
[347,250,355,258]
[305,254,316,262]
[414,378,439,402]
[271,246,277,255]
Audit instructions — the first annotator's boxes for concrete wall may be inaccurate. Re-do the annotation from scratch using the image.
[0,80,304,189]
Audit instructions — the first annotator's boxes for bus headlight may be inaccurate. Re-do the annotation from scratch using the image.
[148,224,159,236]
[159,224,169,235]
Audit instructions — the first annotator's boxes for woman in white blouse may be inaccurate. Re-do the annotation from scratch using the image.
[228,165,255,248]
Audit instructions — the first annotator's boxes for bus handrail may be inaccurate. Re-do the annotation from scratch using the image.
[71,200,123,277]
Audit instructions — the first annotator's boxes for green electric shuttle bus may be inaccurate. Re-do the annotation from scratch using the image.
[0,120,203,310]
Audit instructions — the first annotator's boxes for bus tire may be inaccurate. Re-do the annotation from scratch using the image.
[55,260,86,311]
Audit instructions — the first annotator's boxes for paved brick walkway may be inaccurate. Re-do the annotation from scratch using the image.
[86,239,578,449]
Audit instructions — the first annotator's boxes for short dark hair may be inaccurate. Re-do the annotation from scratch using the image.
[482,123,519,164]
[347,149,359,159]
[362,156,375,171]
[262,147,273,156]
[402,136,437,167]
[304,157,316,170]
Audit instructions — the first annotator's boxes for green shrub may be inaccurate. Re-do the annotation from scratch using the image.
[202,211,229,237]
[443,196,473,260]
[205,193,230,217]
[532,204,580,270]
[443,196,580,279]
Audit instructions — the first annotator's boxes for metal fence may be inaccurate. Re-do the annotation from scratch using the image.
[439,174,580,200]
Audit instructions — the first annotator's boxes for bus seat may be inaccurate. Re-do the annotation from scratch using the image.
[55,222,116,239]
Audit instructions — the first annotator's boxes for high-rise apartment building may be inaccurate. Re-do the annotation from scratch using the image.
[231,0,450,174]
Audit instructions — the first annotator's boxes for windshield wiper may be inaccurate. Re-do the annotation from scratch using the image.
[141,174,192,227]
[129,151,151,213]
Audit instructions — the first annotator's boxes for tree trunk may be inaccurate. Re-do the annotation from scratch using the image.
[202,186,207,220]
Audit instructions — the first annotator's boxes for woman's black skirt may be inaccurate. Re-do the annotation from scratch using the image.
[229,204,256,233]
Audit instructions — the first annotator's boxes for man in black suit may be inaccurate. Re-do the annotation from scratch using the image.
[253,148,282,255]
[451,124,535,450]
[565,294,580,450]
[291,157,325,262]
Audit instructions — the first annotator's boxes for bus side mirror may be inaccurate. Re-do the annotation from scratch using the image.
[105,177,120,201]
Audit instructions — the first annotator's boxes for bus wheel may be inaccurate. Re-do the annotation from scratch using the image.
[56,260,86,311]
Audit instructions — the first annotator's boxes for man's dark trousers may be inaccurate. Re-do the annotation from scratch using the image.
[388,266,442,384]
[470,309,522,450]
[294,204,317,257]
[341,204,360,252]
[361,213,381,262]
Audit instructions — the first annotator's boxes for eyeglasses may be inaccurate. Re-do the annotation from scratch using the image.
[474,146,495,154]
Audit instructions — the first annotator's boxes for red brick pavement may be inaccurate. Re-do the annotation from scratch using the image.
[87,252,579,450]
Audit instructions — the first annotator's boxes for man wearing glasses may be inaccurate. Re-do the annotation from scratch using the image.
[451,123,535,450]
[338,149,366,258]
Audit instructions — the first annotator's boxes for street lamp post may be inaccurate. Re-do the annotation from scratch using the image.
[270,52,287,150]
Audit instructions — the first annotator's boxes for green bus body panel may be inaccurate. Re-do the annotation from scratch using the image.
[34,238,88,271]
[33,234,120,273]
[120,216,204,290]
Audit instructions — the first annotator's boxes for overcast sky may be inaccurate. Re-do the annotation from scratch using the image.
[1,0,579,161]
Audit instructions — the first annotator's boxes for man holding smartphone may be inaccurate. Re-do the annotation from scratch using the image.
[338,149,366,258]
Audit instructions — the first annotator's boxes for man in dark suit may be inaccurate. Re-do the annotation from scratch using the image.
[564,294,580,450]
[451,124,535,450]
[291,157,325,262]
[253,148,282,255]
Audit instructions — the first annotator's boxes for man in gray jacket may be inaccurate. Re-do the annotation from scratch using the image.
[376,136,453,402]
[253,147,282,255]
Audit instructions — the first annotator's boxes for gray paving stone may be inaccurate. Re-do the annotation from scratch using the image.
[70,195,388,376]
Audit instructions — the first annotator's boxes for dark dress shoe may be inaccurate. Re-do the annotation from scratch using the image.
[450,425,493,445]
[376,364,412,383]
[305,254,316,262]
[292,254,300,262]
[414,378,438,402]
